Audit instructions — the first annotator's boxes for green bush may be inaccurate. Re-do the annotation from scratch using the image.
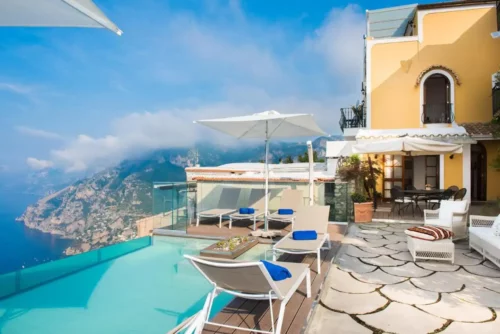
[351,192,368,203]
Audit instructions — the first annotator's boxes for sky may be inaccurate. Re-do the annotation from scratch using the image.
[0,0,435,174]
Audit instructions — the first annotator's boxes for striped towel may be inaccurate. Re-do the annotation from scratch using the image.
[405,226,454,241]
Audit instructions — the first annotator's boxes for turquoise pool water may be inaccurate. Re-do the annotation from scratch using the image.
[0,236,271,334]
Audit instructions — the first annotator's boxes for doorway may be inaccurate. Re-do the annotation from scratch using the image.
[471,143,487,201]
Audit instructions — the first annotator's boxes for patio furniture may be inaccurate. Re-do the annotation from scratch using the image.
[271,206,331,274]
[267,189,304,228]
[184,255,311,334]
[453,188,467,201]
[469,215,500,268]
[229,189,267,230]
[407,236,455,263]
[391,187,415,216]
[196,187,240,228]
[427,187,454,210]
[424,200,469,240]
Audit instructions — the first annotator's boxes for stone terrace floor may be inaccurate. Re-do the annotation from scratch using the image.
[307,222,500,334]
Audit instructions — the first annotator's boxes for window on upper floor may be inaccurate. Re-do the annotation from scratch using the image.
[422,74,453,124]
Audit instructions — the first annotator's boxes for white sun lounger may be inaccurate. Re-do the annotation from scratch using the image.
[196,187,240,228]
[196,208,237,228]
[229,189,267,230]
[272,205,331,274]
[184,255,311,334]
[268,189,304,228]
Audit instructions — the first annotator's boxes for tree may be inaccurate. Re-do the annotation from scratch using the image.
[282,156,294,164]
[297,150,325,163]
[337,154,382,198]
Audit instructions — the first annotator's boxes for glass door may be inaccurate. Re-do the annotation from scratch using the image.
[383,155,403,199]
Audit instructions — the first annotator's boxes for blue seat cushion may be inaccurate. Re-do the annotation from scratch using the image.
[278,208,293,215]
[239,208,255,214]
[292,230,318,240]
[261,260,292,281]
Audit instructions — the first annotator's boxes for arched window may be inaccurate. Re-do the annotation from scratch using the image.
[418,68,456,126]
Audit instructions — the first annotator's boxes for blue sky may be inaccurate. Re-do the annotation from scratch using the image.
[0,0,433,173]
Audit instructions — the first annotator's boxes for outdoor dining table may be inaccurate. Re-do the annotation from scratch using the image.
[403,189,446,215]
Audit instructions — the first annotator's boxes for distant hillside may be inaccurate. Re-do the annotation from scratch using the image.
[19,137,341,254]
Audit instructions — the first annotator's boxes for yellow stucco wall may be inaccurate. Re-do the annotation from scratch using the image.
[443,153,463,189]
[482,140,500,200]
[370,6,500,129]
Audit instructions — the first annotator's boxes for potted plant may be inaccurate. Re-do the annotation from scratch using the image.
[351,192,373,223]
[337,154,381,223]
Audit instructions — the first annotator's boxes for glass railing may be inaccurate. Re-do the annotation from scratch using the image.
[0,236,151,300]
[320,181,352,223]
[152,182,197,233]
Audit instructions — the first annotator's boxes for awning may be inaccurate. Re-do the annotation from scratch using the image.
[0,0,122,35]
[356,126,473,143]
[352,137,463,156]
[325,141,355,158]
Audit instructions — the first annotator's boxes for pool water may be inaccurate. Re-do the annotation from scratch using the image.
[0,236,271,334]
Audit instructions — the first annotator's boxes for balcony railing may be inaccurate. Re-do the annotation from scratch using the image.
[422,103,454,124]
[339,107,366,132]
[493,85,500,116]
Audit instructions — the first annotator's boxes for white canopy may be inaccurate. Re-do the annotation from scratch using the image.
[356,126,472,143]
[195,110,326,230]
[0,0,122,35]
[352,136,463,156]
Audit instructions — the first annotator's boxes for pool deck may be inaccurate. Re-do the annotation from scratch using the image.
[184,222,347,334]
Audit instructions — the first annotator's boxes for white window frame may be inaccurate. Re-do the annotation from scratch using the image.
[419,69,456,127]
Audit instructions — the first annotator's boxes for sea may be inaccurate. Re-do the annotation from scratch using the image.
[0,191,72,275]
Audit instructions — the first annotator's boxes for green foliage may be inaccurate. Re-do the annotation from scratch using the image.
[351,101,365,120]
[337,154,382,197]
[281,155,294,164]
[351,192,368,203]
[297,150,325,163]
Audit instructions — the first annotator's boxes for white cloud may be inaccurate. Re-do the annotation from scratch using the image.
[26,157,54,170]
[0,82,33,95]
[306,5,365,81]
[16,126,64,140]
[28,4,365,173]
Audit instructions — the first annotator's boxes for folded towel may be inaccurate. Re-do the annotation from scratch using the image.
[278,208,293,215]
[261,260,292,281]
[292,230,317,240]
[239,208,255,214]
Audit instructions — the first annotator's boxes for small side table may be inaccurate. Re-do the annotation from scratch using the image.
[407,236,455,264]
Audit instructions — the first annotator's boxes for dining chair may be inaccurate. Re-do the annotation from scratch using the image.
[390,187,414,217]
[428,188,454,210]
[454,188,467,201]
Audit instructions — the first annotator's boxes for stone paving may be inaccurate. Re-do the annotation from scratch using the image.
[307,222,500,334]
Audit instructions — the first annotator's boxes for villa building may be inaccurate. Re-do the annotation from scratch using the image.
[338,0,500,201]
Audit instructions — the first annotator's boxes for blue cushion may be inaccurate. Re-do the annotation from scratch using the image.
[239,208,255,214]
[292,230,318,240]
[247,208,255,214]
[261,260,292,281]
[278,208,293,215]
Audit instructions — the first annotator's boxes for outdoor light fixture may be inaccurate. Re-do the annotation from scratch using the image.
[450,154,455,159]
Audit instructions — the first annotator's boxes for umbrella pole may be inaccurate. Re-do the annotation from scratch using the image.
[264,123,269,231]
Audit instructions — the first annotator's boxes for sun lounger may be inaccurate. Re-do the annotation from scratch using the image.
[268,189,304,228]
[229,189,267,230]
[272,205,331,274]
[196,187,240,228]
[184,255,311,334]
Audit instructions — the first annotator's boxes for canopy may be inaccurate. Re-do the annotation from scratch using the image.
[352,136,463,156]
[0,0,122,35]
[195,110,326,230]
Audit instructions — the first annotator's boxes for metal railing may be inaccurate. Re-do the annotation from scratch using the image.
[422,103,454,124]
[493,86,500,117]
[339,107,366,133]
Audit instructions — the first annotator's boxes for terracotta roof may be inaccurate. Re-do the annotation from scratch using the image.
[460,122,500,138]
[192,176,335,183]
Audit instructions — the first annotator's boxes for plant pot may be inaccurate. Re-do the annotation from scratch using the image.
[354,202,373,223]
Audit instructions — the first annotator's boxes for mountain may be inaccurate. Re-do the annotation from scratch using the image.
[19,137,341,254]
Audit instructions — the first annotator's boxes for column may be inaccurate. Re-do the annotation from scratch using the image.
[439,155,445,189]
[462,144,471,201]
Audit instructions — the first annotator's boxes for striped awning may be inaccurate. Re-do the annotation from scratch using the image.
[356,127,474,143]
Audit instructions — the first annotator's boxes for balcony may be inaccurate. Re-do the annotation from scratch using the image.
[339,107,366,133]
[422,103,454,125]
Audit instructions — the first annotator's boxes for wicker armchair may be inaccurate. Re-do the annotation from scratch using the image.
[424,200,469,241]
[469,215,500,268]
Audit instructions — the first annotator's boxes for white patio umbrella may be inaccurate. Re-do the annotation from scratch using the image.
[195,110,326,230]
[0,0,122,35]
[352,136,463,155]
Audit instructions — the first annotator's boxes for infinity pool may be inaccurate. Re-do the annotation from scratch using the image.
[0,236,270,334]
